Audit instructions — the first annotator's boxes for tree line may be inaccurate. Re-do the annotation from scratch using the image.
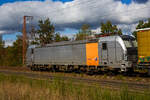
[133,18,150,39]
[0,18,150,66]
[32,19,123,45]
[0,36,22,66]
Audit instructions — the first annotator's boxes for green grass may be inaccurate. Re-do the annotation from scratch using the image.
[0,73,150,100]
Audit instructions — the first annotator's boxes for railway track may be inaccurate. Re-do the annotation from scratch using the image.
[0,69,150,92]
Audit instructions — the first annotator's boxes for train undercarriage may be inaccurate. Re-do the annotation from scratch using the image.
[29,64,150,76]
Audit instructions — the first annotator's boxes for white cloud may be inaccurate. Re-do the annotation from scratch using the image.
[118,23,138,35]
[4,40,14,47]
[92,28,101,34]
[0,0,149,34]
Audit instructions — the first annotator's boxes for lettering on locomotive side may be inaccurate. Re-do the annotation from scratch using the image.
[86,43,99,66]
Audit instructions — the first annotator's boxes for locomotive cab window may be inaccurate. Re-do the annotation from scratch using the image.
[102,43,107,50]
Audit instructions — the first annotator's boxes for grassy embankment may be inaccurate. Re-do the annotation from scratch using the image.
[0,66,149,83]
[0,73,150,100]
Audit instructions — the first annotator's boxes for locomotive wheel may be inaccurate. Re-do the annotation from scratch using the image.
[30,67,35,71]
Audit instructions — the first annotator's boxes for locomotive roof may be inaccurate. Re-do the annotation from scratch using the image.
[98,35,121,41]
[44,39,98,47]
[31,35,133,48]
[99,35,135,41]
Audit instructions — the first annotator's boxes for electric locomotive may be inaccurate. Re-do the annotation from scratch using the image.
[26,35,137,73]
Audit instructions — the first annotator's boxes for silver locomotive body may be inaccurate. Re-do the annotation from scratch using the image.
[26,35,137,72]
[98,35,137,71]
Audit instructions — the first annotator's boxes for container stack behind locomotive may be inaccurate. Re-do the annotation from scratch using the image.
[26,35,137,72]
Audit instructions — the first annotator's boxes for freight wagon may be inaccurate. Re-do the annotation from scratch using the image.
[137,28,150,74]
[26,35,137,73]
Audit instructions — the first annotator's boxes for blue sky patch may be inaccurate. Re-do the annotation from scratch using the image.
[121,0,132,5]
[120,0,148,4]
[2,32,22,41]
[53,0,73,3]
[0,0,44,5]
[0,0,73,5]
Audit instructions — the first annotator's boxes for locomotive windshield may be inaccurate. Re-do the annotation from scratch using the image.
[121,35,137,48]
[121,35,138,60]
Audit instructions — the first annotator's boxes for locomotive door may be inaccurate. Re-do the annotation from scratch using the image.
[86,43,99,66]
[101,42,108,65]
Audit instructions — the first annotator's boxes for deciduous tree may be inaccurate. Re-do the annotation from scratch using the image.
[132,18,150,39]
[0,38,4,65]
[54,33,69,42]
[100,21,122,35]
[75,24,91,40]
[1,36,23,66]
[36,18,55,45]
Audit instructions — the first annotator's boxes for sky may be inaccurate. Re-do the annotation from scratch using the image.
[0,0,150,46]
[0,0,74,5]
[121,0,132,4]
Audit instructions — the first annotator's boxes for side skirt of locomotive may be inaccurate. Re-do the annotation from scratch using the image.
[29,64,134,75]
